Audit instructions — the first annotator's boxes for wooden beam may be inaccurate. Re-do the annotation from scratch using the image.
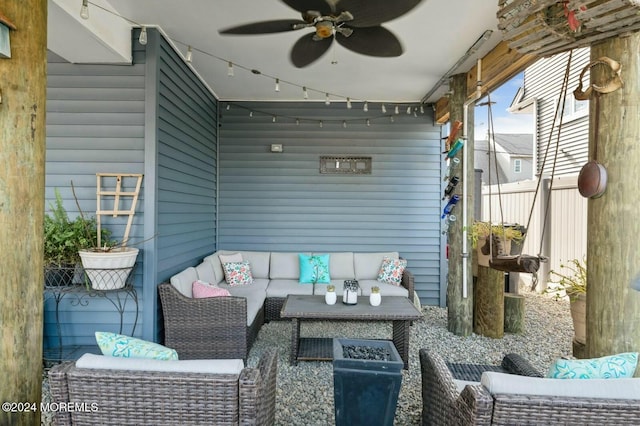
[434,97,450,125]
[466,41,537,99]
[0,1,47,425]
[433,41,538,122]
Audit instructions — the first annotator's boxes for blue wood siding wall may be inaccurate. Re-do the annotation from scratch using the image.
[44,49,146,347]
[218,102,443,305]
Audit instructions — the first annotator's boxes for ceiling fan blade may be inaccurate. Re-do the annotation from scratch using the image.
[290,33,333,67]
[281,0,334,14]
[336,26,403,57]
[336,0,422,27]
[219,19,306,35]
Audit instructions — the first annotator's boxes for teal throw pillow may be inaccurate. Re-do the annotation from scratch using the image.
[299,254,331,284]
[546,352,638,379]
[95,331,178,360]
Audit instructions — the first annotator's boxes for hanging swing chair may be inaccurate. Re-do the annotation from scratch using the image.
[482,50,577,278]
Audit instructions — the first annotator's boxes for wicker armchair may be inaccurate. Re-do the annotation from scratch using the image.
[48,348,277,426]
[420,349,640,425]
[158,282,264,361]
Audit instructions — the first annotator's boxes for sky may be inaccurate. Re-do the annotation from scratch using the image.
[473,72,534,139]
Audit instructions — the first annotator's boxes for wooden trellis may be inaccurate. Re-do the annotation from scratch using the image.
[95,173,143,247]
[497,0,640,57]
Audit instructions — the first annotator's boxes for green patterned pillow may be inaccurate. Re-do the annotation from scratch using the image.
[95,332,178,360]
[377,256,407,286]
[299,254,330,284]
[547,352,638,379]
[222,260,254,286]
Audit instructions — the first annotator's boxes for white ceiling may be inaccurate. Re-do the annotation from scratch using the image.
[48,0,505,104]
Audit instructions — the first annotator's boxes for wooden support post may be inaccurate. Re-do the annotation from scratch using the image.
[446,73,474,336]
[504,293,525,333]
[587,32,640,360]
[0,1,47,425]
[474,265,504,338]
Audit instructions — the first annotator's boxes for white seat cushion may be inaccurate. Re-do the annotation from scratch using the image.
[195,261,218,284]
[481,371,640,400]
[76,353,244,375]
[217,279,268,325]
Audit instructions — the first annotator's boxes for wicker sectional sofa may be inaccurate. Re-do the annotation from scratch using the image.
[48,348,277,425]
[158,251,415,361]
[419,349,640,425]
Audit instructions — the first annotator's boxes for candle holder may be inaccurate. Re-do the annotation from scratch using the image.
[342,280,359,305]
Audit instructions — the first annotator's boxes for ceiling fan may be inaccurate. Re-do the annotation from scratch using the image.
[219,0,423,67]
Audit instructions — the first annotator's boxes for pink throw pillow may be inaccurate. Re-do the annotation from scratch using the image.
[192,280,231,298]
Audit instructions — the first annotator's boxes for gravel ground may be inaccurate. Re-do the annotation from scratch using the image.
[41,289,573,425]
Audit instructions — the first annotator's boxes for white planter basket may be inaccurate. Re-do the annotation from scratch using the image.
[79,248,139,290]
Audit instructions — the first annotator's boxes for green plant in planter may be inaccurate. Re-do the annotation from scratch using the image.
[44,189,108,267]
[545,258,587,301]
[468,221,525,249]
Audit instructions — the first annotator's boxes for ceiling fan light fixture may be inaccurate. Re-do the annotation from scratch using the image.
[315,21,333,38]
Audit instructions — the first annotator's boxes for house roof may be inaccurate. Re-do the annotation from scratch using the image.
[493,134,533,158]
[475,133,533,185]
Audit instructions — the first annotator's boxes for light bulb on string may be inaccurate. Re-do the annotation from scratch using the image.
[381,104,386,113]
[363,102,368,112]
[226,104,230,110]
[342,121,347,128]
[227,62,234,77]
[366,119,371,127]
[407,106,411,114]
[275,79,280,92]
[80,0,89,19]
[272,115,277,123]
[319,121,323,128]
[296,119,300,126]
[395,105,399,114]
[139,27,148,45]
[414,110,418,117]
[420,105,425,114]
[346,98,352,109]
[185,46,193,63]
[325,93,330,105]
[249,111,253,118]
[390,116,394,123]
[303,87,308,99]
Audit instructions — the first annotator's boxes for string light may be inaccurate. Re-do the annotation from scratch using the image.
[346,98,352,109]
[363,102,368,112]
[296,119,300,125]
[395,106,399,114]
[325,93,330,105]
[272,115,277,123]
[303,87,308,99]
[275,78,280,92]
[249,111,253,118]
[138,27,148,45]
[319,121,323,128]
[420,105,425,114]
[366,119,371,126]
[227,62,234,77]
[390,116,394,123]
[342,121,347,128]
[226,104,230,110]
[407,106,412,114]
[80,0,89,19]
[381,104,387,113]
[185,46,193,63]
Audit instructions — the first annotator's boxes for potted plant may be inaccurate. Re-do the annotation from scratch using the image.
[43,189,105,286]
[469,221,525,267]
[71,182,139,291]
[545,258,587,344]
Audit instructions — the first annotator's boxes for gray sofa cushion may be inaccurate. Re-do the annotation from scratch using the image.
[354,252,399,280]
[266,279,314,298]
[195,261,218,284]
[217,279,268,326]
[269,252,309,279]
[170,267,198,297]
[325,252,355,279]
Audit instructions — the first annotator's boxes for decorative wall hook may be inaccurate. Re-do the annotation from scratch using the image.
[574,56,623,100]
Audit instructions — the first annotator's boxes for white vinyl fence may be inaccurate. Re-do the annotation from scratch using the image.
[481,174,587,289]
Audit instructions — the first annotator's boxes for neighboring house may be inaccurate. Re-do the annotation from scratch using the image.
[475,133,534,185]
[510,47,590,176]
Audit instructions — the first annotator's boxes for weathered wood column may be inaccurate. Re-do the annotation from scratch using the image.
[446,73,474,335]
[0,1,47,425]
[587,32,640,362]
[474,265,504,338]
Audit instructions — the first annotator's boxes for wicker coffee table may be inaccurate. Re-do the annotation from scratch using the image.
[280,295,422,369]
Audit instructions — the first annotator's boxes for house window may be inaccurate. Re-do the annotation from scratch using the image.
[514,159,522,173]
[558,95,589,121]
